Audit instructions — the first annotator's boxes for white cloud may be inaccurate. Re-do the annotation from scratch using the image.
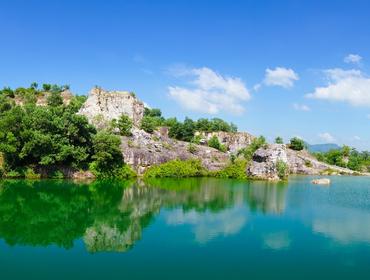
[367,114,370,119]
[264,67,299,88]
[353,136,361,141]
[166,207,247,244]
[293,103,311,111]
[168,67,250,115]
[306,68,370,107]
[318,132,336,143]
[263,231,291,250]
[344,53,362,65]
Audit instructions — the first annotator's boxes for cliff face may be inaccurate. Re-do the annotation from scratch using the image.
[195,131,255,153]
[247,144,364,180]
[78,87,145,128]
[121,128,229,175]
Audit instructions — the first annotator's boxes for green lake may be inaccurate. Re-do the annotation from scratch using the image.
[1,176,370,279]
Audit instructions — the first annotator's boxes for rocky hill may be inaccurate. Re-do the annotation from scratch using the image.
[78,87,364,180]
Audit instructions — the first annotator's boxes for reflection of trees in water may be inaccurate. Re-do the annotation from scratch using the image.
[0,178,288,252]
[246,181,288,214]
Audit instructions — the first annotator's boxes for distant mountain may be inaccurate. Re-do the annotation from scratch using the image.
[306,143,341,153]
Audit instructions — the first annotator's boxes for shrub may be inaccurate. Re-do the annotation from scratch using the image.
[289,137,305,151]
[91,132,123,175]
[5,170,22,178]
[49,170,64,179]
[24,167,41,179]
[275,136,284,144]
[0,168,4,178]
[276,160,289,180]
[140,116,157,133]
[213,159,247,179]
[304,160,313,167]
[187,143,197,154]
[208,135,227,152]
[113,114,132,136]
[144,159,206,178]
[238,136,267,160]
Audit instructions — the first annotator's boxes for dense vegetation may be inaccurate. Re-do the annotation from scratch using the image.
[141,107,237,142]
[313,146,370,172]
[0,84,135,179]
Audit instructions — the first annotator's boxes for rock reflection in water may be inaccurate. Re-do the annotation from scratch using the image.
[0,178,288,253]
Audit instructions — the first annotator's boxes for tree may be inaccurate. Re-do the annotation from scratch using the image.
[47,91,63,107]
[208,135,226,152]
[238,136,266,160]
[289,137,305,151]
[115,114,133,136]
[91,132,123,173]
[42,84,51,92]
[275,137,284,144]
[30,82,38,89]
[140,116,157,133]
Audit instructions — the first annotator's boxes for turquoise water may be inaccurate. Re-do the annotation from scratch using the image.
[0,176,370,279]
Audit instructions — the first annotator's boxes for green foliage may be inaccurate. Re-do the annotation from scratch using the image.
[140,116,157,133]
[208,135,227,152]
[238,136,267,160]
[187,143,197,154]
[212,159,247,179]
[112,114,133,136]
[275,136,284,144]
[314,146,370,172]
[0,94,96,169]
[49,170,65,179]
[5,170,22,178]
[144,159,206,178]
[42,84,52,91]
[24,167,41,179]
[90,132,123,175]
[276,160,289,180]
[304,160,313,167]
[289,137,305,151]
[47,91,63,107]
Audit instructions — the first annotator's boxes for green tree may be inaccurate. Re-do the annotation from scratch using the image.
[91,132,123,174]
[115,114,133,136]
[275,136,284,144]
[289,137,305,151]
[47,91,63,107]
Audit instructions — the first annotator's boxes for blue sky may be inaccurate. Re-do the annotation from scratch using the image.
[1,0,370,150]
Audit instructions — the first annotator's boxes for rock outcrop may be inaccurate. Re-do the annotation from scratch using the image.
[195,131,255,153]
[247,144,365,180]
[78,87,145,128]
[121,128,229,175]
[247,144,288,180]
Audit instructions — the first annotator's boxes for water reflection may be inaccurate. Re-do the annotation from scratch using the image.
[0,178,288,252]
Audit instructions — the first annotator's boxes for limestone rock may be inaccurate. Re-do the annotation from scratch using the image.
[195,131,255,153]
[311,178,331,185]
[78,87,145,128]
[247,144,288,180]
[121,128,229,175]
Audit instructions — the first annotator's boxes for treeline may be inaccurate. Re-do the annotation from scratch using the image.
[140,107,237,142]
[313,146,370,172]
[0,84,134,179]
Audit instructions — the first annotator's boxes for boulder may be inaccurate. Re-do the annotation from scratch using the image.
[247,144,288,180]
[311,178,331,185]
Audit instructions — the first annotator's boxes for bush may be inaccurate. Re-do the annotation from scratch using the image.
[140,116,157,133]
[5,170,22,178]
[91,132,123,175]
[238,136,267,160]
[144,159,206,178]
[24,167,41,179]
[213,159,247,179]
[276,160,289,180]
[187,143,197,154]
[208,135,227,152]
[113,114,132,136]
[0,168,4,178]
[275,137,284,144]
[289,137,305,151]
[49,170,64,179]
